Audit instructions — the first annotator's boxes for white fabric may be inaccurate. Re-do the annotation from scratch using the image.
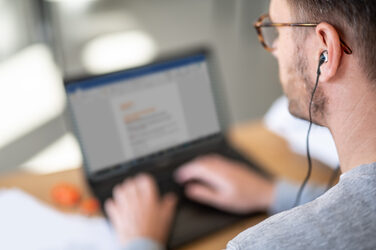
[0,189,122,250]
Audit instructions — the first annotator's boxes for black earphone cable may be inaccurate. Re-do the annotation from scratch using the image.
[293,62,322,208]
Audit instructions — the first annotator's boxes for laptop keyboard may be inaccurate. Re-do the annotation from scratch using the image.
[94,139,269,211]
[149,142,267,197]
[152,170,184,196]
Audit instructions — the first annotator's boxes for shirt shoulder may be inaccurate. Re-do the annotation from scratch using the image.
[227,163,376,250]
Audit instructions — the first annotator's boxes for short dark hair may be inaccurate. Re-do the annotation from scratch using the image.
[286,0,376,83]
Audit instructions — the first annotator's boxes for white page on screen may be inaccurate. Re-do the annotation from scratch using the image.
[110,81,189,161]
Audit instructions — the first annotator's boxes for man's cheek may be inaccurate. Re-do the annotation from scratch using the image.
[278,69,289,91]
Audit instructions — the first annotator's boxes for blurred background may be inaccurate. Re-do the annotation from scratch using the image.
[0,0,281,174]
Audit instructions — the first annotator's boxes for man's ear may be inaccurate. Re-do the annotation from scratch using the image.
[315,22,342,82]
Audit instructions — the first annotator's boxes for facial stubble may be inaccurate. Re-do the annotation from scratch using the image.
[286,43,328,125]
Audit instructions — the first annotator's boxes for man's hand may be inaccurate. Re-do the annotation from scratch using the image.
[175,154,275,214]
[105,174,177,246]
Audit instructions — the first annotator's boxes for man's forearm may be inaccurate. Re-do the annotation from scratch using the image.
[269,179,326,214]
[122,238,164,250]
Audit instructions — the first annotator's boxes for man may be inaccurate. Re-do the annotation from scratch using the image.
[105,0,376,249]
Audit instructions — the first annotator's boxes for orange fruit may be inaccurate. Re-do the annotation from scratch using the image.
[80,198,100,215]
[51,183,81,207]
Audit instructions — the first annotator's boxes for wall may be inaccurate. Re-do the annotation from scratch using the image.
[0,0,282,174]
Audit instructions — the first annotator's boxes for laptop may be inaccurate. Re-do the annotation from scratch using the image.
[64,49,269,248]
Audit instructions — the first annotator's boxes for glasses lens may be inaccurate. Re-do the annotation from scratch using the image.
[261,26,278,50]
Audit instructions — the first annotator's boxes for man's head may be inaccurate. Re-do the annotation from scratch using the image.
[269,0,376,126]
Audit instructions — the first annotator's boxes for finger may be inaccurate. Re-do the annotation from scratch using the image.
[113,184,127,206]
[122,178,139,203]
[174,159,224,188]
[160,193,178,226]
[161,193,178,215]
[104,199,123,229]
[137,174,159,202]
[174,159,210,182]
[184,183,222,207]
[113,179,136,212]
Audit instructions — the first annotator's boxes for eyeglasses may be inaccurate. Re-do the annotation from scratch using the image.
[253,13,353,55]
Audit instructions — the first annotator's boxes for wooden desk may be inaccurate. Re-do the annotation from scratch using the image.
[0,122,334,250]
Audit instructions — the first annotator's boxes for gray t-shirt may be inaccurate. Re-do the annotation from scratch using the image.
[227,162,376,250]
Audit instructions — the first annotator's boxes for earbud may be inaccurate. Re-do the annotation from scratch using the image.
[319,50,328,66]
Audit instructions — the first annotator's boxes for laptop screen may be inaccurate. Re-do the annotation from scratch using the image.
[66,53,221,173]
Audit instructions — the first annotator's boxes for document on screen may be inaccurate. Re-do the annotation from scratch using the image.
[111,81,189,161]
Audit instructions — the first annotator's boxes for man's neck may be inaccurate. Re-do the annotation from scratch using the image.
[328,86,376,173]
